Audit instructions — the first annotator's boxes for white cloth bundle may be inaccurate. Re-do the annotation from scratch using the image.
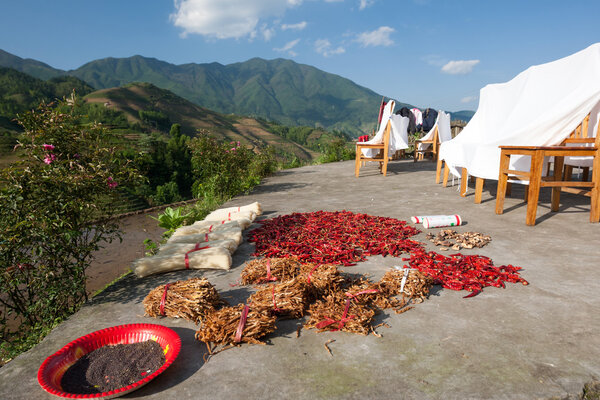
[157,239,238,256]
[194,210,256,224]
[191,217,253,230]
[166,227,243,246]
[205,202,262,221]
[131,246,232,278]
[170,219,251,238]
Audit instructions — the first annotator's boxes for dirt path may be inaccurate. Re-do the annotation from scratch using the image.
[86,211,165,295]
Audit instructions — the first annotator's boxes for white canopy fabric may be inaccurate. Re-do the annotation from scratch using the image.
[439,43,600,180]
[417,111,452,151]
[361,100,410,157]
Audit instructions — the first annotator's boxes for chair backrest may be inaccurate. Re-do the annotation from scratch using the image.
[438,111,452,143]
[375,100,395,137]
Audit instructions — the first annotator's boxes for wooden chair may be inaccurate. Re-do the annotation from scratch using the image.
[495,113,600,225]
[355,119,392,177]
[414,125,440,162]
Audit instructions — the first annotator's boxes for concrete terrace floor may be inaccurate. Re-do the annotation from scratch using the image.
[1,159,599,400]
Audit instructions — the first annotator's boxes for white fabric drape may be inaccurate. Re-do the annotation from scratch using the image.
[417,111,452,151]
[439,43,600,180]
[361,101,409,158]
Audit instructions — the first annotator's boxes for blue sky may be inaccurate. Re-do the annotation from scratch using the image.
[1,0,599,112]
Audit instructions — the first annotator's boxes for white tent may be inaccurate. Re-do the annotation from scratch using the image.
[439,43,600,181]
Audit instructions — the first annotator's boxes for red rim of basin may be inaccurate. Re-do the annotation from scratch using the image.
[37,323,181,399]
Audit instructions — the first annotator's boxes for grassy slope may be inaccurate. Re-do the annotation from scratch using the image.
[84,82,318,161]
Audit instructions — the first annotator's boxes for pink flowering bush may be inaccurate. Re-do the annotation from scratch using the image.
[0,98,141,357]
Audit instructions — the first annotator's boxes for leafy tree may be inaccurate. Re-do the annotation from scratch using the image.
[0,96,141,354]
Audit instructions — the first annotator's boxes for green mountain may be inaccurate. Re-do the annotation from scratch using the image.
[84,82,318,161]
[0,66,93,130]
[0,50,413,137]
[70,56,404,137]
[0,49,64,81]
[451,110,475,122]
[0,50,475,133]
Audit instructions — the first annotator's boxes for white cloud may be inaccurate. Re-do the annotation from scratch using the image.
[170,0,301,39]
[274,38,300,56]
[359,0,375,10]
[261,24,275,41]
[441,59,480,75]
[355,26,395,47]
[461,95,478,104]
[281,21,307,30]
[315,39,345,57]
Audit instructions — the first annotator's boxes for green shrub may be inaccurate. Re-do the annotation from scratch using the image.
[0,97,140,360]
[189,131,276,200]
[150,206,191,236]
[152,181,182,205]
[316,138,355,163]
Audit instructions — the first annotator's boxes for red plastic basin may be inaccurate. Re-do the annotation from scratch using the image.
[38,323,181,399]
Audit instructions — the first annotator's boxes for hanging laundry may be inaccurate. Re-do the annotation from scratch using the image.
[421,108,439,132]
[396,107,417,135]
[410,108,423,130]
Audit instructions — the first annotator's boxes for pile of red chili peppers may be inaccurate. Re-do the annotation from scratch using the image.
[248,211,421,266]
[248,211,528,298]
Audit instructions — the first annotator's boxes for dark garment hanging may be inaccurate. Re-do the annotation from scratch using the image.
[421,108,438,132]
[395,107,417,135]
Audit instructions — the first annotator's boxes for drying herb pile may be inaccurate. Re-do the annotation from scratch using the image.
[143,278,226,323]
[240,257,304,285]
[60,340,165,394]
[378,268,434,304]
[426,229,492,251]
[248,277,311,318]
[144,211,528,352]
[195,304,277,347]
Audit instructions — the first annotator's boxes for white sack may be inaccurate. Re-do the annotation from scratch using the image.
[440,43,600,181]
[157,239,238,256]
[193,211,254,226]
[132,246,232,278]
[166,227,243,246]
[205,202,262,220]
[170,219,251,238]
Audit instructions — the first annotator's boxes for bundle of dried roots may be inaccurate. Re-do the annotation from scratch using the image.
[143,278,226,323]
[195,304,276,346]
[304,292,375,336]
[247,277,310,318]
[240,257,303,285]
[298,262,345,298]
[378,268,434,304]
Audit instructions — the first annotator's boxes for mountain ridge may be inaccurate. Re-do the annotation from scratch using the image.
[0,49,473,136]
